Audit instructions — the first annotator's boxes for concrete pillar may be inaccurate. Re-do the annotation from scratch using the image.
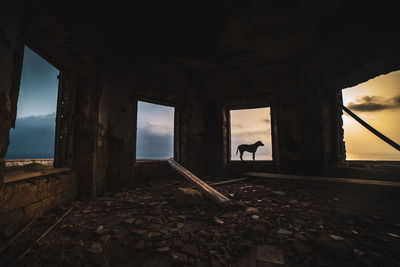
[275,88,339,175]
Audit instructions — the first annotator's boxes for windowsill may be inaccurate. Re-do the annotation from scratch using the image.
[4,167,71,184]
[136,159,171,163]
[229,160,274,163]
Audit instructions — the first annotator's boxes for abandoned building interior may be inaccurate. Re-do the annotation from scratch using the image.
[1,1,400,266]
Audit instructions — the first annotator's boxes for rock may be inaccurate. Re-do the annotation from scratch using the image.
[387,232,400,238]
[135,219,145,225]
[256,245,284,265]
[175,188,203,205]
[245,207,259,214]
[90,242,103,253]
[252,224,267,235]
[124,218,135,224]
[171,252,188,263]
[353,248,364,256]
[157,247,171,252]
[162,233,173,239]
[95,225,104,233]
[278,228,292,235]
[135,240,145,250]
[174,239,184,248]
[294,233,307,241]
[330,234,344,241]
[182,243,198,256]
[214,217,224,224]
[272,191,286,196]
[251,215,260,220]
[301,201,312,207]
[293,240,310,254]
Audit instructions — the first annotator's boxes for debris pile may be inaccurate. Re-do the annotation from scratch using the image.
[1,178,399,266]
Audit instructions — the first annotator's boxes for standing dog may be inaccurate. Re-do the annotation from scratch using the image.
[236,141,264,161]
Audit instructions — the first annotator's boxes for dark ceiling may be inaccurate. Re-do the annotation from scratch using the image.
[25,1,398,74]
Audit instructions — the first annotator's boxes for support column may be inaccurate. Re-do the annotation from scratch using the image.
[275,88,339,175]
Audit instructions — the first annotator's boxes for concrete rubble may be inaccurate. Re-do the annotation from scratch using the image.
[1,177,399,266]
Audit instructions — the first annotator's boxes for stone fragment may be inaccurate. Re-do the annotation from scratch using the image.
[301,201,311,207]
[278,228,292,235]
[157,247,170,252]
[135,240,145,250]
[251,215,260,220]
[256,245,284,265]
[175,188,203,205]
[330,234,344,241]
[214,217,224,224]
[182,243,198,256]
[387,232,400,238]
[252,224,267,235]
[171,252,188,263]
[135,219,145,225]
[353,248,364,256]
[293,240,310,254]
[351,229,358,235]
[245,207,259,214]
[294,233,307,241]
[90,242,103,253]
[272,191,286,196]
[124,218,135,224]
[174,239,184,248]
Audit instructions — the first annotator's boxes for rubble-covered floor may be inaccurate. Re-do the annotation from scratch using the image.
[2,177,400,266]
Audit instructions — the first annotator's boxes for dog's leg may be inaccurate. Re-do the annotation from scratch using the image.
[240,150,244,161]
[252,152,255,161]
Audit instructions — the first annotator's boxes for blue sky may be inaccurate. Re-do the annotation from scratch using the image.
[16,47,59,118]
[6,47,176,159]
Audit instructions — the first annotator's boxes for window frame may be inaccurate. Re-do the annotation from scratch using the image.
[224,102,277,164]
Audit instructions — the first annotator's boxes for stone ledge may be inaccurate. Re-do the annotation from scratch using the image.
[4,167,70,184]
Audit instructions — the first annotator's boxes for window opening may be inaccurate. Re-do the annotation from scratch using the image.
[136,101,175,159]
[341,70,400,160]
[5,46,59,171]
[230,107,272,161]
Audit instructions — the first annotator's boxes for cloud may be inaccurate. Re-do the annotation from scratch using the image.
[347,95,400,112]
[6,113,56,159]
[136,122,173,159]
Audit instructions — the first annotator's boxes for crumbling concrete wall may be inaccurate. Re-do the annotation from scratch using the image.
[0,172,77,226]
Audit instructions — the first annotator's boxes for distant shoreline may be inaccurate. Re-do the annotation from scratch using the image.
[4,158,53,167]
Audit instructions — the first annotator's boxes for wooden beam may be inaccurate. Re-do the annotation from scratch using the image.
[17,207,73,262]
[245,172,400,187]
[4,168,71,184]
[168,159,232,206]
[341,104,400,151]
[209,178,247,186]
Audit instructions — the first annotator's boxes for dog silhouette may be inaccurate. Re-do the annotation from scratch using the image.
[236,141,264,161]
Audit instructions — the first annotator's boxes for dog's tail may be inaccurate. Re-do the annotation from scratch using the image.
[236,146,239,155]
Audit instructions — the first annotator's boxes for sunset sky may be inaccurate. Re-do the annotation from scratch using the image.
[342,70,400,160]
[230,107,272,160]
[6,47,400,162]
